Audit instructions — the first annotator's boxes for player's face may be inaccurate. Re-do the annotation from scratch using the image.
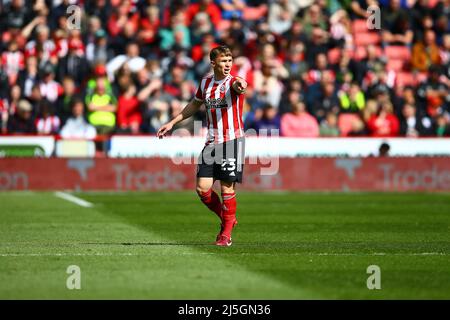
[212,54,233,78]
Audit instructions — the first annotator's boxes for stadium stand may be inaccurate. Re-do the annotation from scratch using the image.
[0,0,449,146]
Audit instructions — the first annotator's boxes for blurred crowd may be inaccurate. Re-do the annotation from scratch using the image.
[0,0,449,139]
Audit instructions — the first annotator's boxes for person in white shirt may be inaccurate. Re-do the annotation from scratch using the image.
[60,98,97,139]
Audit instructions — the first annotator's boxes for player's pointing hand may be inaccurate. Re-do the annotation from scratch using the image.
[157,122,173,139]
[233,78,247,94]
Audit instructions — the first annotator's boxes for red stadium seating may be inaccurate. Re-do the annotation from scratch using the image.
[395,72,416,87]
[353,45,383,60]
[386,59,405,72]
[384,46,411,60]
[216,20,231,32]
[327,48,342,64]
[354,32,381,46]
[243,6,268,20]
[352,19,369,34]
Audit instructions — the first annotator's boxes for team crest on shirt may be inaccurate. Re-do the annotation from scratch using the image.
[220,85,226,93]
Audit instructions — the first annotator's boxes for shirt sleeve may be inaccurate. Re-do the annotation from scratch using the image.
[194,80,204,102]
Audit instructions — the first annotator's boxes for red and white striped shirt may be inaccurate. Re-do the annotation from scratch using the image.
[194,74,245,145]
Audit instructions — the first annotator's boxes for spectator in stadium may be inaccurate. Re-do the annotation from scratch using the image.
[281,101,319,137]
[158,11,191,52]
[306,52,334,85]
[333,49,363,85]
[7,99,36,134]
[279,82,305,115]
[319,111,340,137]
[84,0,112,27]
[38,63,62,104]
[186,0,222,27]
[347,116,369,136]
[189,12,215,46]
[268,0,298,35]
[311,81,340,123]
[86,77,117,134]
[367,101,400,137]
[216,0,247,20]
[60,98,97,139]
[281,18,308,50]
[362,45,387,76]
[253,61,284,109]
[339,82,366,113]
[1,40,24,86]
[137,5,160,55]
[117,83,142,134]
[378,142,391,157]
[302,3,328,37]
[284,40,308,78]
[106,42,146,81]
[17,56,39,98]
[436,114,450,136]
[0,0,31,31]
[411,30,441,72]
[163,64,194,99]
[251,104,281,134]
[25,24,58,68]
[107,1,139,42]
[28,84,43,117]
[35,99,60,135]
[6,85,22,118]
[399,103,434,137]
[146,99,170,134]
[57,76,79,125]
[381,0,413,47]
[305,27,331,66]
[86,29,109,67]
[57,38,89,87]
[349,0,375,19]
[329,9,354,49]
[417,64,449,117]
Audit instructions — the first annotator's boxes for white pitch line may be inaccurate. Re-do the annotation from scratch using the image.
[54,192,93,208]
[0,252,448,257]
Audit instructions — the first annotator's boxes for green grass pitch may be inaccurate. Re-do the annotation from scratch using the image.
[0,191,449,299]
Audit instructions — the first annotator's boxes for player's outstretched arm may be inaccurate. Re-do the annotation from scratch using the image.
[157,99,203,139]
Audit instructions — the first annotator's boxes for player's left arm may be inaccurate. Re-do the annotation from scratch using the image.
[232,76,247,94]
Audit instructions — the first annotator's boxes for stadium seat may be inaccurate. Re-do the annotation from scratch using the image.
[353,45,383,60]
[417,72,428,84]
[395,72,415,87]
[386,59,404,72]
[216,20,231,32]
[243,6,268,20]
[354,32,381,46]
[338,113,361,137]
[327,48,342,64]
[384,46,411,60]
[352,19,369,34]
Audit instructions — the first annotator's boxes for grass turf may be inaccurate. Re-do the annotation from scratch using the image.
[0,191,449,299]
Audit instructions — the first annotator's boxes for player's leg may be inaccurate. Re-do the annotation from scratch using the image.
[220,180,237,237]
[196,144,222,220]
[196,177,222,220]
[215,180,237,246]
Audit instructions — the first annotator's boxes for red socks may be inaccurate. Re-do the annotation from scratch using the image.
[198,189,222,219]
[221,192,237,238]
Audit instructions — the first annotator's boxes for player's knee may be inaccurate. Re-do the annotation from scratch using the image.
[220,182,235,194]
[196,185,210,196]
